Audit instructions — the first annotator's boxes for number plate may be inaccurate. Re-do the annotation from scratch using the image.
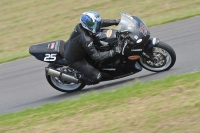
[44,54,57,61]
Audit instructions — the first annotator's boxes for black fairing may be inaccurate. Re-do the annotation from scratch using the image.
[122,16,150,57]
[90,15,151,80]
[132,16,150,41]
[29,40,67,65]
[144,38,160,52]
[85,54,142,81]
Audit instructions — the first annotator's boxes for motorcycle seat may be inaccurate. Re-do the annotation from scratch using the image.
[59,41,65,58]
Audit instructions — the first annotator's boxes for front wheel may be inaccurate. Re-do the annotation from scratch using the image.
[139,41,176,72]
[46,64,85,93]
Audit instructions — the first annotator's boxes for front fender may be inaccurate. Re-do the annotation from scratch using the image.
[144,38,160,52]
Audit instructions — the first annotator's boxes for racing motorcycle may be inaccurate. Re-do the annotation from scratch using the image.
[29,12,176,92]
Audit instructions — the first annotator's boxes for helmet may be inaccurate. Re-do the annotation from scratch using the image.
[80,11,101,35]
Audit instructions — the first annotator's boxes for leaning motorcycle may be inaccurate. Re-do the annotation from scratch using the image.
[29,12,176,92]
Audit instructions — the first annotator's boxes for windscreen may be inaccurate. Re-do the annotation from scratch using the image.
[116,12,150,42]
[117,12,138,33]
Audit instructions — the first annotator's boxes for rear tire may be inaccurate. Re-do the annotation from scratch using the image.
[139,41,176,72]
[46,64,85,93]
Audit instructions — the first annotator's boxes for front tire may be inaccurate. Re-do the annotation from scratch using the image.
[139,41,176,72]
[46,64,85,93]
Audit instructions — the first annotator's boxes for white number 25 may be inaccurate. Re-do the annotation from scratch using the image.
[44,54,57,61]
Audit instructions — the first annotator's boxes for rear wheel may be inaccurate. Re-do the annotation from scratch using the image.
[46,64,85,93]
[139,41,176,72]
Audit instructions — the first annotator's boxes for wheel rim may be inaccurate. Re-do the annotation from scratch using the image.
[140,47,172,71]
[50,76,81,91]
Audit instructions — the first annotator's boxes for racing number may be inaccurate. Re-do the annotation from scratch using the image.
[44,54,57,61]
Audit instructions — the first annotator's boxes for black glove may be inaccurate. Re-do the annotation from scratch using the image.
[110,45,121,57]
[115,19,120,26]
[114,44,121,54]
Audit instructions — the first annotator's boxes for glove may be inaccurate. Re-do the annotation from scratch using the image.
[115,19,120,26]
[110,45,121,57]
[114,44,121,54]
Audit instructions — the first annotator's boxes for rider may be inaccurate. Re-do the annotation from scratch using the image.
[64,10,121,85]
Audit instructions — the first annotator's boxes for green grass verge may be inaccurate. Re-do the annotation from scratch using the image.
[0,0,200,64]
[1,71,200,133]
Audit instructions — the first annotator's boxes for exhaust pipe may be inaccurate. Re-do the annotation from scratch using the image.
[45,67,79,84]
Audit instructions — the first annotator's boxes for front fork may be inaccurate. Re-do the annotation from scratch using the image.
[144,38,160,52]
[142,38,160,62]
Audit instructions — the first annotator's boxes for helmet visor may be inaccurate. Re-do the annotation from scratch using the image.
[93,20,101,34]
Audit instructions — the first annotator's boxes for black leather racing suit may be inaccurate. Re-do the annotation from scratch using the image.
[64,19,119,85]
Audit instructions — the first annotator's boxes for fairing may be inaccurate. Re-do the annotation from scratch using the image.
[29,40,66,65]
[117,12,150,42]
[116,12,150,56]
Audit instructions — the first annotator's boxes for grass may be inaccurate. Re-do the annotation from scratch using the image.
[0,0,200,64]
[1,71,200,132]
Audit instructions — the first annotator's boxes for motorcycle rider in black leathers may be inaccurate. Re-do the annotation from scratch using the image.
[64,11,120,85]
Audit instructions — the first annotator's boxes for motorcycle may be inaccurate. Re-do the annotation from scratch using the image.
[29,12,176,92]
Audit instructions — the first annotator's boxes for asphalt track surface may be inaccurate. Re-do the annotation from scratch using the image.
[0,16,200,115]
